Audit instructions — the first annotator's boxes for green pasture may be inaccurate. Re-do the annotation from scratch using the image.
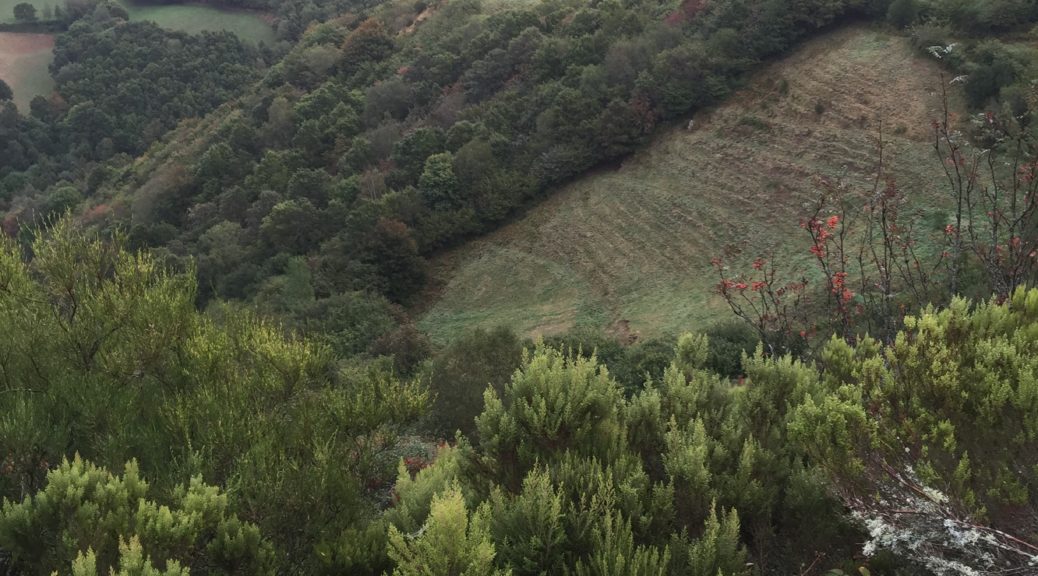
[116,1,276,44]
[0,1,276,44]
[0,0,55,23]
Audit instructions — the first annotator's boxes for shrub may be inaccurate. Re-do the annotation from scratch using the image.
[886,0,920,28]
[424,327,523,438]
[0,456,273,575]
[387,486,510,576]
[704,321,758,377]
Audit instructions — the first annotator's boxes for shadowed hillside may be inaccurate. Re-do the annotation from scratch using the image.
[421,27,960,343]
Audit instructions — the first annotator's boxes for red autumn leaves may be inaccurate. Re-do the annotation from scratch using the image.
[711,207,854,351]
[714,214,849,300]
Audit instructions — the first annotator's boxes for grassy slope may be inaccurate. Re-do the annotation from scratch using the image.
[419,27,961,344]
[0,31,54,111]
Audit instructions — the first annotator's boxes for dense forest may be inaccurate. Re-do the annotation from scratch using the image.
[3,0,1038,574]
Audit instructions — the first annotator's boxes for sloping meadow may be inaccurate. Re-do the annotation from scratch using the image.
[421,28,958,342]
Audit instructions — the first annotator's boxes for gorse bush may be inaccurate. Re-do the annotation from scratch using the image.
[0,456,272,575]
[383,342,854,574]
[792,289,1038,572]
[382,292,1038,573]
[0,221,427,573]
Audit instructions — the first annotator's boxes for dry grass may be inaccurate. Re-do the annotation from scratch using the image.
[419,27,962,343]
[0,32,54,111]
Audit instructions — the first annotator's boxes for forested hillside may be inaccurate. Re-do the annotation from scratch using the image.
[35,0,894,360]
[4,0,1038,574]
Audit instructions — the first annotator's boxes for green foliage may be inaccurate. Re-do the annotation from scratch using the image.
[298,291,399,357]
[675,332,709,373]
[974,52,1019,107]
[419,152,460,210]
[41,185,83,219]
[683,504,748,576]
[936,0,1038,33]
[387,485,510,576]
[11,222,1018,574]
[340,18,394,72]
[489,470,567,574]
[0,220,428,572]
[385,445,464,536]
[472,346,627,489]
[541,330,676,392]
[2,0,882,318]
[69,538,188,576]
[569,510,669,576]
[426,343,858,575]
[261,198,326,253]
[52,20,258,156]
[886,0,920,27]
[794,290,1038,533]
[0,455,272,575]
[424,326,523,438]
[10,1,1038,573]
[704,321,759,378]
[13,2,35,22]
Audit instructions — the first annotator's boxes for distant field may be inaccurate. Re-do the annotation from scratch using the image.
[0,1,55,23]
[0,1,276,42]
[0,31,54,111]
[420,27,961,344]
[116,1,276,44]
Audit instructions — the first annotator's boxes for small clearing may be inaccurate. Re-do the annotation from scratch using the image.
[115,1,277,44]
[0,31,54,111]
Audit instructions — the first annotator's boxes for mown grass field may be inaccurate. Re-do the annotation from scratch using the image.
[0,31,54,111]
[419,27,961,344]
[115,1,276,44]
